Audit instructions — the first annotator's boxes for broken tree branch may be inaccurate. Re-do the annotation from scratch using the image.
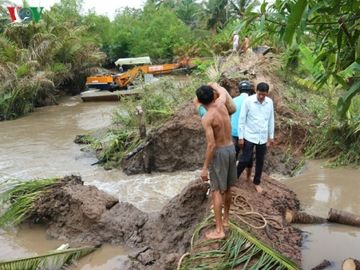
[342,258,360,270]
[328,208,360,227]
[285,209,327,224]
[311,259,331,270]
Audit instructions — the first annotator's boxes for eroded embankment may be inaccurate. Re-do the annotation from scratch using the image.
[27,175,302,269]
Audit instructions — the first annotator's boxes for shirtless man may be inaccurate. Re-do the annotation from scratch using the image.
[195,82,237,240]
[241,36,250,54]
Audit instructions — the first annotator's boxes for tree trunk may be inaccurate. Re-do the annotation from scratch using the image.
[285,209,326,224]
[328,208,360,227]
[342,258,360,270]
[311,259,331,270]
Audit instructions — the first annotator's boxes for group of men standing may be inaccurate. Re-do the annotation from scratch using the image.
[194,80,274,240]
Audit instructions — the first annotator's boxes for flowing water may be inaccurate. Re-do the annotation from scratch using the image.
[0,96,197,269]
[0,96,359,269]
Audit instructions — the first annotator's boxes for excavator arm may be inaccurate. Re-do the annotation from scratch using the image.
[85,58,194,91]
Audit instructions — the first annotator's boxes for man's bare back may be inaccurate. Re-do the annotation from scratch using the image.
[195,82,237,240]
[202,100,232,148]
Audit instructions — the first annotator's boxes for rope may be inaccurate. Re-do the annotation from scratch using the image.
[176,252,190,270]
[230,193,267,229]
[230,209,267,230]
[231,192,283,230]
[263,215,284,230]
[177,191,284,268]
[233,193,253,211]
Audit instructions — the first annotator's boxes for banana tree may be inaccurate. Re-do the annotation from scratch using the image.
[236,0,359,120]
[275,0,359,120]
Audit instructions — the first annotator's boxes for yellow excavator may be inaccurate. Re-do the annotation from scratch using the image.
[86,57,194,91]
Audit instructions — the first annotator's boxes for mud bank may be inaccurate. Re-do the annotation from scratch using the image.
[27,175,301,269]
[121,104,206,175]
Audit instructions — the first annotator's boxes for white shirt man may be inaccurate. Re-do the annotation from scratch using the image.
[233,34,239,52]
[237,82,274,193]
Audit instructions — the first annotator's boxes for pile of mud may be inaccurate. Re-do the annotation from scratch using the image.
[234,173,302,263]
[27,175,302,269]
[121,104,206,175]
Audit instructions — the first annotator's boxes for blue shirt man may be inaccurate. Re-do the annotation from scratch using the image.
[198,104,207,117]
[231,92,248,137]
[232,81,253,181]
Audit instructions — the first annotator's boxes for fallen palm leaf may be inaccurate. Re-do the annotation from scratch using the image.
[0,178,60,227]
[0,246,97,270]
[179,215,300,270]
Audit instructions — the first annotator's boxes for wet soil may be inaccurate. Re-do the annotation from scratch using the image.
[27,173,302,269]
[121,103,206,175]
[234,173,302,264]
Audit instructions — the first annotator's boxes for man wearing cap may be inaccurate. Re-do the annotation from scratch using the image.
[231,81,253,180]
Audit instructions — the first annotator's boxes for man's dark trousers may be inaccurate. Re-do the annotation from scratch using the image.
[237,139,267,185]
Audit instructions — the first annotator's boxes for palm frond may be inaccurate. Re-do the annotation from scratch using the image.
[205,56,222,81]
[0,62,17,86]
[4,24,33,48]
[0,36,19,63]
[179,215,300,270]
[0,178,60,227]
[29,32,57,65]
[0,246,97,270]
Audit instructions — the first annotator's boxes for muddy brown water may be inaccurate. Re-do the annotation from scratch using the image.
[0,96,359,269]
[0,96,196,269]
[280,160,360,269]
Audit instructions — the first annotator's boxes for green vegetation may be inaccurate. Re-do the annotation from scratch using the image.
[0,178,59,226]
[0,176,96,269]
[283,79,360,166]
[179,216,299,269]
[111,5,193,60]
[0,0,105,120]
[0,246,97,270]
[89,77,202,167]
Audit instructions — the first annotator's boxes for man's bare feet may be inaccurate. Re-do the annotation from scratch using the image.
[205,230,225,240]
[255,185,263,193]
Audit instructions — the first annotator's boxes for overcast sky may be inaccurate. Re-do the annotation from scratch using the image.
[10,0,145,20]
